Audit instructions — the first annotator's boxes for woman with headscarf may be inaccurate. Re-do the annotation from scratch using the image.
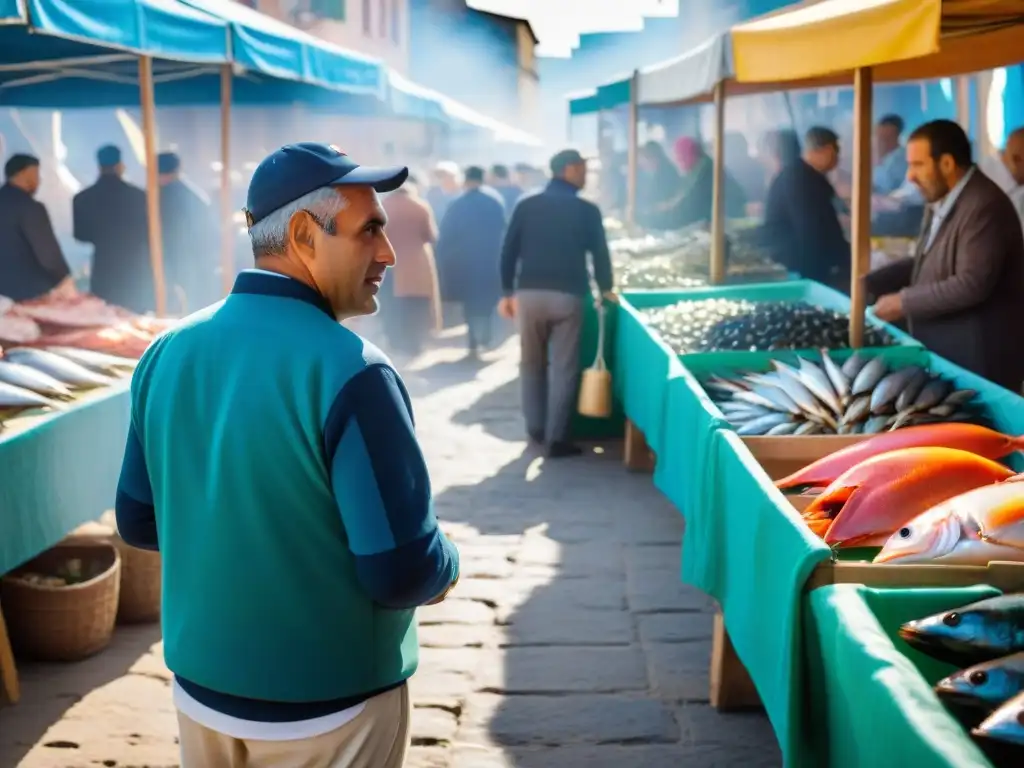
[636,140,683,230]
[665,137,747,228]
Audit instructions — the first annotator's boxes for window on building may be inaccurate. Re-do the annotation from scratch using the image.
[390,0,400,43]
[362,0,372,34]
[379,0,387,37]
[310,0,346,20]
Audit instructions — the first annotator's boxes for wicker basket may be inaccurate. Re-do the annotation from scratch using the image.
[0,543,121,662]
[113,536,161,624]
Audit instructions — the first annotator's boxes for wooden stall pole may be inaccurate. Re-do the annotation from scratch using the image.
[220,63,234,296]
[626,69,639,229]
[139,56,167,317]
[0,604,19,704]
[955,76,972,134]
[709,80,727,285]
[848,67,873,348]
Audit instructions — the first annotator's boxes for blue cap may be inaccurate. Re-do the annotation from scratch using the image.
[96,145,121,167]
[157,152,180,174]
[244,142,408,227]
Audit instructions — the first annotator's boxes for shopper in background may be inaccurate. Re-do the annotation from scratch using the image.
[435,166,506,359]
[1001,126,1024,230]
[499,149,615,458]
[873,114,909,195]
[73,145,152,312]
[868,119,1024,391]
[158,151,219,313]
[758,126,850,293]
[489,163,523,212]
[725,132,767,207]
[658,137,747,228]
[425,161,460,224]
[380,172,441,358]
[116,142,459,768]
[635,140,683,230]
[0,153,74,301]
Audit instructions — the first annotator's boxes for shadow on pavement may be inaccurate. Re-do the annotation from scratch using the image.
[0,623,164,767]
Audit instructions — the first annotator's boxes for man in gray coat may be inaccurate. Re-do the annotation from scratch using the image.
[868,119,1024,391]
[498,149,615,458]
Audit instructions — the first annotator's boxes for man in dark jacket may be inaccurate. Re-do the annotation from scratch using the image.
[489,164,522,213]
[868,120,1024,391]
[158,151,219,313]
[759,126,850,292]
[435,166,506,357]
[73,145,152,312]
[499,149,615,458]
[0,154,74,301]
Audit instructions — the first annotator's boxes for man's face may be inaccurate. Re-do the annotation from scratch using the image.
[293,186,396,319]
[564,160,587,189]
[875,124,900,157]
[17,165,40,196]
[820,143,840,174]
[1004,133,1024,186]
[906,138,950,203]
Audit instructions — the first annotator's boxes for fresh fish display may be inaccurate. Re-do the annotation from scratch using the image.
[899,594,1024,667]
[45,346,138,374]
[802,447,1013,547]
[775,424,1024,492]
[0,360,73,399]
[1,347,115,388]
[610,224,788,289]
[935,652,1024,723]
[703,352,983,436]
[0,380,61,410]
[973,690,1024,749]
[641,300,893,354]
[874,482,1024,565]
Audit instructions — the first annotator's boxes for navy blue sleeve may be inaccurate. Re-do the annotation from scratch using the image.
[587,204,614,292]
[325,364,459,610]
[500,203,523,295]
[115,422,159,551]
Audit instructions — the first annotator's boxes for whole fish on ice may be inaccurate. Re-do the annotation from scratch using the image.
[0,380,61,410]
[0,360,72,399]
[45,346,137,375]
[1,347,115,388]
[874,482,1024,565]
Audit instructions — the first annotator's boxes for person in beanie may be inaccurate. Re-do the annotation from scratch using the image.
[498,149,615,458]
[115,142,460,768]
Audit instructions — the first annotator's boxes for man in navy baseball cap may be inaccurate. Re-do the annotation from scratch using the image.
[116,141,458,766]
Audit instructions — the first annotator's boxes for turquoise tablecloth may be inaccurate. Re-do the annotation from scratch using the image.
[0,382,131,574]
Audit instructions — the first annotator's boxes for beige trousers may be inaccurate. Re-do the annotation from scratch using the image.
[177,684,410,768]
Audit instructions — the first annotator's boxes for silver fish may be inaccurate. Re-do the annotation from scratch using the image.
[1,348,115,389]
[935,652,1024,721]
[45,346,137,374]
[772,361,830,418]
[850,356,888,397]
[751,383,802,415]
[929,403,956,418]
[870,366,924,415]
[943,389,978,408]
[819,349,850,403]
[0,381,61,410]
[737,412,791,436]
[734,389,780,410]
[0,361,73,399]
[864,414,894,434]
[797,357,841,413]
[913,378,952,411]
[841,395,871,425]
[973,690,1024,747]
[794,420,824,435]
[895,368,930,412]
[840,351,867,380]
[766,421,800,436]
[706,375,749,395]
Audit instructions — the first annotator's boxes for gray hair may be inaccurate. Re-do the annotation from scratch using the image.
[249,186,348,259]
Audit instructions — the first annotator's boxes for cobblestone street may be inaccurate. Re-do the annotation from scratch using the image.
[0,328,782,768]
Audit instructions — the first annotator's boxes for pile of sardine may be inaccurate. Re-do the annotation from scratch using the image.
[704,351,982,436]
[611,226,788,290]
[0,347,137,429]
[642,299,893,354]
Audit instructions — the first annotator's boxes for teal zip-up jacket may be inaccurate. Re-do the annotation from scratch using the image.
[115,269,459,720]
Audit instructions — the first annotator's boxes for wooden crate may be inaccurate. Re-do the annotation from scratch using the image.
[623,419,656,473]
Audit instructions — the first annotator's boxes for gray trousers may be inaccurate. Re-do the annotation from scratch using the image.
[516,290,584,444]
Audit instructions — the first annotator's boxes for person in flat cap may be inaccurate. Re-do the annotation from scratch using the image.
[115,142,459,768]
[157,150,219,312]
[498,148,616,458]
[0,153,74,301]
[72,145,152,312]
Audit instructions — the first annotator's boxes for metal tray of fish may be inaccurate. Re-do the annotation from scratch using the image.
[641,299,894,354]
[702,350,984,436]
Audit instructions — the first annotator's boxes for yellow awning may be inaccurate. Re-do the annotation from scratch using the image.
[731,0,1024,85]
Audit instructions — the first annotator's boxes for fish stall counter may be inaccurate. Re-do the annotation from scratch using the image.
[653,345,1024,765]
[613,279,918,471]
[805,584,1024,768]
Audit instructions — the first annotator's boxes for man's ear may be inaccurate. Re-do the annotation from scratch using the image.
[286,211,316,260]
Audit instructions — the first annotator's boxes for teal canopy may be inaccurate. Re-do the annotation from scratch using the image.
[567,73,632,116]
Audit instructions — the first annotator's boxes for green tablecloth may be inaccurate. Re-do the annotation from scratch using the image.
[805,585,998,767]
[0,382,131,575]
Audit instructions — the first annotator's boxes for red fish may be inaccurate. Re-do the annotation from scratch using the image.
[802,447,1014,548]
[776,424,1024,492]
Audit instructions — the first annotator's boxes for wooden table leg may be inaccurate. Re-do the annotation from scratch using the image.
[0,602,20,705]
[710,612,760,711]
[623,419,655,473]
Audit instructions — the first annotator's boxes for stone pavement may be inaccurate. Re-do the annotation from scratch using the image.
[0,329,782,768]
